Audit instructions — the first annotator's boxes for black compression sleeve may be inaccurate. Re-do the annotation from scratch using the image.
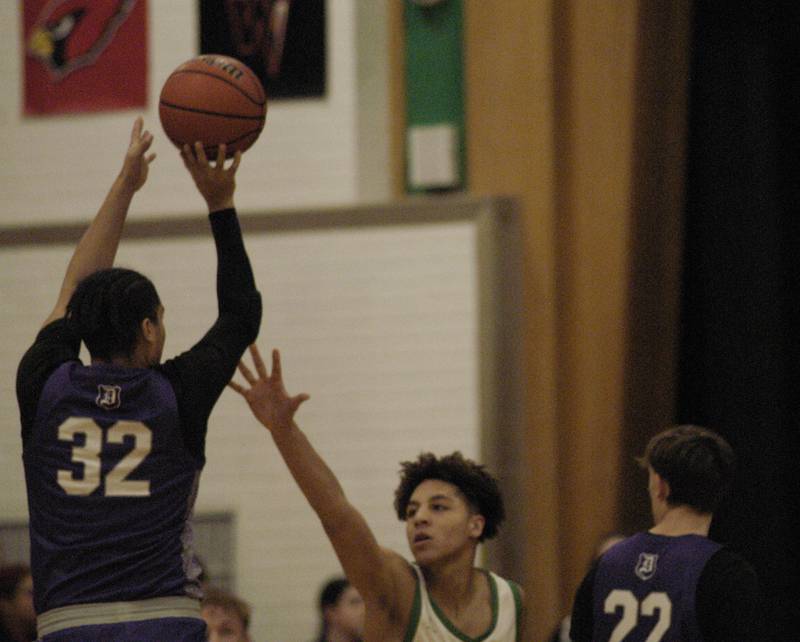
[696,548,764,642]
[210,208,258,322]
[16,319,81,441]
[159,208,262,461]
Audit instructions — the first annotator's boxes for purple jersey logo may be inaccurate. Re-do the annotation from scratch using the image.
[635,552,658,580]
[96,384,121,410]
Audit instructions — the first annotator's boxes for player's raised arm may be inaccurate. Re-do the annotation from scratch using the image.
[43,117,155,328]
[229,346,412,613]
[170,142,261,392]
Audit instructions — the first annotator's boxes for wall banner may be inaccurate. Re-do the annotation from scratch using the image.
[23,0,148,116]
[200,0,326,99]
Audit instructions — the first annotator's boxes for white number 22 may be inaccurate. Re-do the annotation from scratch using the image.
[604,590,672,642]
[57,417,151,497]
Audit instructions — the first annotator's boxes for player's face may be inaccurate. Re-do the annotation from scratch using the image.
[145,305,166,366]
[202,605,250,642]
[404,479,484,566]
[327,585,365,640]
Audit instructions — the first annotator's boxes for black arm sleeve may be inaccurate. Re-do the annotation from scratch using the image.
[159,208,262,460]
[209,208,259,316]
[569,561,598,642]
[696,547,764,642]
[16,319,81,442]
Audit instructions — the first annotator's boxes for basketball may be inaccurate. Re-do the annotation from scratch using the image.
[159,55,267,157]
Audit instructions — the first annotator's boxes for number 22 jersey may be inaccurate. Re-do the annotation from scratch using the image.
[569,531,762,642]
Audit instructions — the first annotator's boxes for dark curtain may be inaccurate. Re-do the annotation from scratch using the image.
[679,2,800,639]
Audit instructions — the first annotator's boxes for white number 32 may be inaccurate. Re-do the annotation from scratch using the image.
[604,589,672,642]
[57,417,152,497]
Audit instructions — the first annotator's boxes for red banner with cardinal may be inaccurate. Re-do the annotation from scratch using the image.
[23,0,148,116]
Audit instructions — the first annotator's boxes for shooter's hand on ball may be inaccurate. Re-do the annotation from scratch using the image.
[181,141,242,212]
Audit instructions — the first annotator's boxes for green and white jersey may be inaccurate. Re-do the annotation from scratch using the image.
[403,564,523,642]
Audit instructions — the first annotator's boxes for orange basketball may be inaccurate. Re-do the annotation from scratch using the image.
[159,55,267,158]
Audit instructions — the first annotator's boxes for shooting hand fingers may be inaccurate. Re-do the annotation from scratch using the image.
[194,141,208,166]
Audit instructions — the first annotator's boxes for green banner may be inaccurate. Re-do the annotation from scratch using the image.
[404,0,465,192]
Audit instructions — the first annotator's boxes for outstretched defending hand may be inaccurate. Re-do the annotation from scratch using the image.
[229,345,309,434]
[119,116,156,193]
[181,142,242,212]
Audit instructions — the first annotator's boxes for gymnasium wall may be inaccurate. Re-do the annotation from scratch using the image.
[0,1,697,640]
[0,1,391,226]
[0,196,525,641]
[462,1,690,637]
[0,2,415,641]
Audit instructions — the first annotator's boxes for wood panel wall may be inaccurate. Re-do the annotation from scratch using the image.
[391,2,691,638]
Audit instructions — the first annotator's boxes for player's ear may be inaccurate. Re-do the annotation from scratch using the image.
[657,475,671,502]
[140,316,158,343]
[468,513,485,539]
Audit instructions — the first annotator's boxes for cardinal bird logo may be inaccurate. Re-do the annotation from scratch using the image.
[27,0,138,81]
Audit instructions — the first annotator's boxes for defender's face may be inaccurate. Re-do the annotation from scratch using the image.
[404,479,484,566]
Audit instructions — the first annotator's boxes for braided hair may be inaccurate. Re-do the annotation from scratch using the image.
[66,267,161,361]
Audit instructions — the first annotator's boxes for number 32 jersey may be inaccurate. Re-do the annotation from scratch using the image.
[21,357,204,613]
[15,209,261,620]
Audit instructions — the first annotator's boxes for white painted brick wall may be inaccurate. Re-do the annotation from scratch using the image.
[0,221,481,641]
[0,1,389,227]
[0,2,465,639]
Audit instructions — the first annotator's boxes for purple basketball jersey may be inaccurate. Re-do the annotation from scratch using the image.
[592,532,721,641]
[23,361,204,614]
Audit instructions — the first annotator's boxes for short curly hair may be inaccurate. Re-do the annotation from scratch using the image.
[393,452,505,541]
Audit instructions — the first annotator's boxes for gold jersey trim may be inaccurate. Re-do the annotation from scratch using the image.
[37,596,202,636]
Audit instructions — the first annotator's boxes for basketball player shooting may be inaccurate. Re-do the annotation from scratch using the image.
[15,118,262,641]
